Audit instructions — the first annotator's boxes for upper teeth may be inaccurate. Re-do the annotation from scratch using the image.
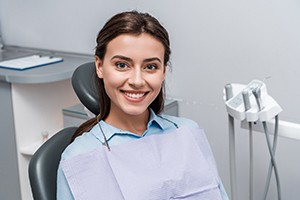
[125,92,145,99]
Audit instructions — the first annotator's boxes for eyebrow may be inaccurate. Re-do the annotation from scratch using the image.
[144,57,162,63]
[111,55,162,63]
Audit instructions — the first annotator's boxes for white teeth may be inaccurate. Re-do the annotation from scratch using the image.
[125,92,145,99]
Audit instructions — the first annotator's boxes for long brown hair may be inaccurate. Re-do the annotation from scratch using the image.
[71,11,171,141]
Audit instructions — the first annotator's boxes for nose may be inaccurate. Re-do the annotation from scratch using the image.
[128,68,146,88]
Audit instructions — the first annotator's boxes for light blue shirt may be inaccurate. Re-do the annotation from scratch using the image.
[57,110,229,200]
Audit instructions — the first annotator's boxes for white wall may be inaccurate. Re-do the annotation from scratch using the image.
[1,0,300,199]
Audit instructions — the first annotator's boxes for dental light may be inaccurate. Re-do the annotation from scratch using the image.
[224,80,282,200]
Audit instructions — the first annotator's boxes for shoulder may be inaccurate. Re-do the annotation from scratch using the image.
[159,114,200,129]
[61,128,100,160]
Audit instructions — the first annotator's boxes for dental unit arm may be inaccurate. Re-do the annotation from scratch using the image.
[224,80,282,200]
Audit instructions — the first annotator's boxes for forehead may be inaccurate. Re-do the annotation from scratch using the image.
[105,33,165,60]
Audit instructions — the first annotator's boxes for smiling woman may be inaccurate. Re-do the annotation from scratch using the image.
[95,33,166,133]
[57,10,229,200]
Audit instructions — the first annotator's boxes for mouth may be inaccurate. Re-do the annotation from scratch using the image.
[121,90,149,99]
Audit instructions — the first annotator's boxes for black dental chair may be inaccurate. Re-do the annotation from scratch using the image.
[28,62,98,200]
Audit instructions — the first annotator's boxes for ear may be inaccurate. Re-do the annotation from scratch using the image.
[95,56,104,78]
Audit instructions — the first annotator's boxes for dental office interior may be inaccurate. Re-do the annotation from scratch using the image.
[1,0,300,200]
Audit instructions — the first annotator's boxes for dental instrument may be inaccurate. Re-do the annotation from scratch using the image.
[224,80,282,200]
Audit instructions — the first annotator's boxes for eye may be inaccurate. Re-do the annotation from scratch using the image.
[145,64,158,71]
[115,62,128,70]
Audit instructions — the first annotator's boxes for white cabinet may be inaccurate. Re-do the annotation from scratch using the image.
[0,46,93,200]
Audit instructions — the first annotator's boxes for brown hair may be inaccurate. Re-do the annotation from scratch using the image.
[71,11,171,141]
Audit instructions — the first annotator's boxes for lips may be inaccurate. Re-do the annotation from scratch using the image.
[124,92,145,99]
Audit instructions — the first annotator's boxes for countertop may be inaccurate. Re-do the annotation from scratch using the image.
[0,46,94,84]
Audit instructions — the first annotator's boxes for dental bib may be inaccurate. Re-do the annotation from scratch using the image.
[61,126,223,200]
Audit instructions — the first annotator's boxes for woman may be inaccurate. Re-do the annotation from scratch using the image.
[57,10,229,200]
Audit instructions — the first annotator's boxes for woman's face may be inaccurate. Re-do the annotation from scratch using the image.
[96,33,166,118]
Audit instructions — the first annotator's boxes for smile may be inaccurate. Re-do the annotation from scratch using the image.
[123,91,148,99]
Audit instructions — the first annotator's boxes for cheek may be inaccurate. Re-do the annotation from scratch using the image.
[102,73,124,93]
[151,75,165,90]
[103,77,118,90]
[102,79,117,102]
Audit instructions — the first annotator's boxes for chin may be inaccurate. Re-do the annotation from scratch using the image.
[122,107,149,116]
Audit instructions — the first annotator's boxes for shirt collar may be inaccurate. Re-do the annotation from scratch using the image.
[147,109,177,130]
[90,109,176,144]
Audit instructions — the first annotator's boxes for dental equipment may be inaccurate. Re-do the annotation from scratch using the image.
[224,80,282,200]
[225,84,237,200]
[242,88,253,200]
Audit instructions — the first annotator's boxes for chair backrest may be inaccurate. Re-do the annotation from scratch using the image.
[72,62,100,115]
[29,62,99,199]
[28,127,77,200]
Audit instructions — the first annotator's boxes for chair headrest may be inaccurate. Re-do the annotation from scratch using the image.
[72,62,100,115]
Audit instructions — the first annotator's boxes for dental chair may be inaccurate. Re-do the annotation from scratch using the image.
[28,62,98,200]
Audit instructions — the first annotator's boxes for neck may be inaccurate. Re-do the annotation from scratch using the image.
[105,109,150,136]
